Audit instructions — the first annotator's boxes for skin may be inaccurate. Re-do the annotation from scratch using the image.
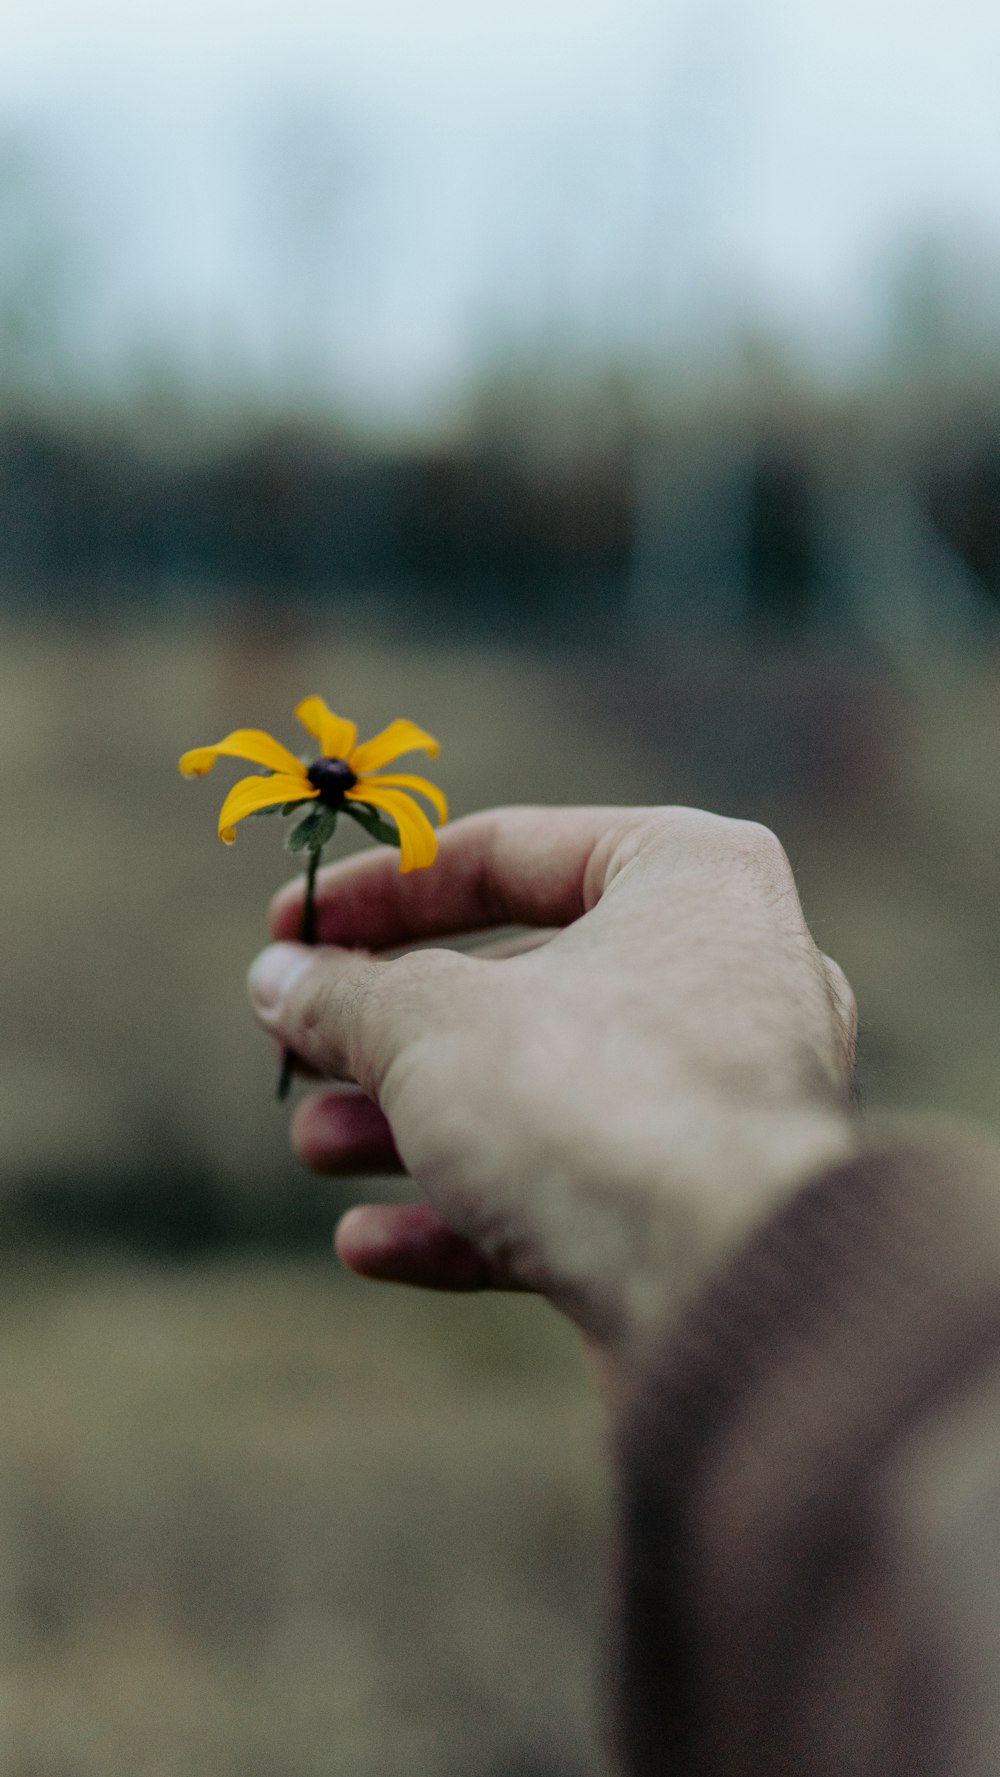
[248,806,859,1376]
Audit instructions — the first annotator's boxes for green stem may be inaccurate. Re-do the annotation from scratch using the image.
[276,842,323,1102]
[301,843,321,944]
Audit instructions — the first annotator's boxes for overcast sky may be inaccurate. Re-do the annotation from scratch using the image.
[4,0,1000,422]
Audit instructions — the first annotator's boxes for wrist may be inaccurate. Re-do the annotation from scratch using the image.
[572,1097,859,1378]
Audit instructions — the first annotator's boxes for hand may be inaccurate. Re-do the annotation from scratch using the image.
[248,807,858,1357]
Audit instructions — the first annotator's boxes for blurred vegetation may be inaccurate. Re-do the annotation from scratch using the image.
[2,367,1000,646]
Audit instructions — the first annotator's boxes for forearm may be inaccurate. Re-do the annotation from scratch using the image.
[607,1127,1000,1776]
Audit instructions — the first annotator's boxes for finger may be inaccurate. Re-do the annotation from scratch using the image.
[247,939,472,1091]
[270,1034,323,1081]
[335,1203,530,1292]
[269,806,639,950]
[274,942,547,1093]
[292,1089,404,1176]
[465,927,557,960]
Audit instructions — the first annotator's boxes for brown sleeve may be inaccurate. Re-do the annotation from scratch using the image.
[609,1133,1000,1777]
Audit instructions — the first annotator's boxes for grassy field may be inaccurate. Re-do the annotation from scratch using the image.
[0,1258,607,1777]
[3,609,1000,1772]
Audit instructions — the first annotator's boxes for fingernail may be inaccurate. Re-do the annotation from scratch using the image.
[247,943,313,1015]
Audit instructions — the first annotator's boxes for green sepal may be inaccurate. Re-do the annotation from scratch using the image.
[345,801,401,849]
[287,808,339,853]
[249,802,283,818]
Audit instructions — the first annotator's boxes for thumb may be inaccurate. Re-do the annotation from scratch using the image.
[247,940,469,1092]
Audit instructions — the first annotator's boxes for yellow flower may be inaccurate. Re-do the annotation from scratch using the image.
[179,695,446,872]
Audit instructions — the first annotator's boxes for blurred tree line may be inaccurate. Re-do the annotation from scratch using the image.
[0,410,630,629]
[2,116,1000,646]
[2,381,1000,648]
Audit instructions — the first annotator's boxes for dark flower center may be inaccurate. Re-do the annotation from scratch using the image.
[307,757,358,806]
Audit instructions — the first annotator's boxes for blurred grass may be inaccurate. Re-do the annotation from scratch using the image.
[3,609,1000,1772]
[0,1257,608,1777]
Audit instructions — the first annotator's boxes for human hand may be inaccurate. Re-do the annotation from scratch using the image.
[248,807,857,1357]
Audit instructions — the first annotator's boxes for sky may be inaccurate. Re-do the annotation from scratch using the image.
[4,0,1000,424]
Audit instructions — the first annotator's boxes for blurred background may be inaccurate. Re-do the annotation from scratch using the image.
[3,0,1000,1770]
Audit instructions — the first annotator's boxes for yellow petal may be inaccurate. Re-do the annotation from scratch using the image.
[347,785,438,873]
[179,729,307,780]
[217,773,318,845]
[294,696,358,761]
[349,719,441,777]
[357,772,448,825]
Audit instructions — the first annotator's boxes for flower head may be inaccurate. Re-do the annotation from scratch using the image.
[179,696,446,872]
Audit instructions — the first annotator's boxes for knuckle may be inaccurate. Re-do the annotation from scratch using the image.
[634,806,695,845]
[603,805,704,872]
[823,953,857,1018]
[386,948,444,996]
[390,945,470,994]
[820,953,859,1069]
[641,809,794,890]
[727,818,789,872]
[340,961,385,1051]
[721,819,799,910]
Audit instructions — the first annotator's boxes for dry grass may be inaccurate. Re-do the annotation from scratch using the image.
[0,1257,608,1777]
